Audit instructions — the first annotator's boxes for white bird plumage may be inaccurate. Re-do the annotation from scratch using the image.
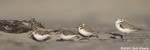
[115,18,141,36]
[31,31,50,41]
[29,28,51,42]
[53,29,80,41]
[77,24,99,40]
[60,33,77,40]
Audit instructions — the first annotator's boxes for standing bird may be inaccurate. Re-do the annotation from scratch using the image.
[77,24,99,40]
[115,18,141,37]
[53,29,80,41]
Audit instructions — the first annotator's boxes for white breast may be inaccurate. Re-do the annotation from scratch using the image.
[32,32,50,40]
[60,34,76,40]
[79,29,93,36]
[115,22,135,33]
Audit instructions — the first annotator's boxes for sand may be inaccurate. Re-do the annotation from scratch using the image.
[0,31,150,50]
[0,0,150,50]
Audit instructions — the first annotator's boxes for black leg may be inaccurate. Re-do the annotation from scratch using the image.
[122,33,127,40]
[124,33,127,37]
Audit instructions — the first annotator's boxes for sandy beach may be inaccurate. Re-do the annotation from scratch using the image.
[0,0,150,50]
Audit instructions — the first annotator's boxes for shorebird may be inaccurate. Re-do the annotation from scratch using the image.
[29,27,52,42]
[53,29,80,41]
[77,23,99,40]
[115,18,141,36]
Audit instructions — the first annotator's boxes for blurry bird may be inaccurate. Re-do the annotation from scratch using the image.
[53,28,80,41]
[115,18,141,36]
[29,27,52,42]
[77,23,99,40]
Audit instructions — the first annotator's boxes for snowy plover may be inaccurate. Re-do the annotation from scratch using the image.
[53,29,80,41]
[29,28,52,42]
[115,18,141,36]
[77,23,99,40]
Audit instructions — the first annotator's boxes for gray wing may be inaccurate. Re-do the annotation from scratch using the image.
[63,30,77,35]
[120,21,137,30]
[84,25,94,32]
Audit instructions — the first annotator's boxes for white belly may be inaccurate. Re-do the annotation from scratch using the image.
[60,34,76,40]
[33,32,50,40]
[116,23,135,33]
[79,29,93,36]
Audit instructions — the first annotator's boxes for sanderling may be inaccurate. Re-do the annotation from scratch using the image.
[77,23,99,40]
[53,29,80,41]
[115,18,141,36]
[29,28,52,42]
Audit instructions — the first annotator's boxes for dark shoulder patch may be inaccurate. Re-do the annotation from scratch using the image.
[119,24,124,29]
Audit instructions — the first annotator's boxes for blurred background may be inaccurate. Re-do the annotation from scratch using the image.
[0,0,150,50]
[0,0,149,31]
